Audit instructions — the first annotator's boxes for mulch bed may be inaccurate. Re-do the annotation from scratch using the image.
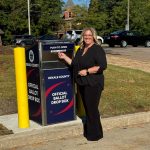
[0,46,14,55]
[0,124,13,136]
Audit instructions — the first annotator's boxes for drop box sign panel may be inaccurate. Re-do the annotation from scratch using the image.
[42,42,74,52]
[26,45,42,124]
[44,68,74,124]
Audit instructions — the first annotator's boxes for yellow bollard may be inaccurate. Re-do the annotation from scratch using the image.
[14,47,30,128]
[74,45,86,118]
[74,45,80,53]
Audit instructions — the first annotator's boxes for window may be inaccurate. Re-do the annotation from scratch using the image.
[67,31,72,35]
[75,31,82,34]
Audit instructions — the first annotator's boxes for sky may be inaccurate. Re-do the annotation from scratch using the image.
[63,0,90,7]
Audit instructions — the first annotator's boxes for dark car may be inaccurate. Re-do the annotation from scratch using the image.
[12,35,36,46]
[104,30,150,47]
[36,35,59,42]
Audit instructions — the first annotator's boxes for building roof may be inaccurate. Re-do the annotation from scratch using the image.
[64,0,74,9]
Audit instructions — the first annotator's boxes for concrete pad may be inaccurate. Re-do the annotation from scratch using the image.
[0,114,83,149]
[0,113,82,134]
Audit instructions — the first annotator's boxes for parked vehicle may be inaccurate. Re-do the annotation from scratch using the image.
[104,30,150,47]
[12,35,36,46]
[65,30,82,40]
[36,34,59,41]
[97,36,104,45]
[65,30,104,45]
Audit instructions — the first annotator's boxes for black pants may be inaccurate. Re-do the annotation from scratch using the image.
[78,85,103,141]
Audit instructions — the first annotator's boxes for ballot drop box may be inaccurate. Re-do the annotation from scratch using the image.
[25,40,75,125]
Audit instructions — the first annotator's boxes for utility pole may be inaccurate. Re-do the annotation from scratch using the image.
[27,0,31,35]
[125,0,130,31]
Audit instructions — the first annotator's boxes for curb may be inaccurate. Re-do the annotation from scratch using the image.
[0,111,150,149]
[102,111,150,130]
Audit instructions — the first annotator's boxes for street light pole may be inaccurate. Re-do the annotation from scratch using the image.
[126,0,130,31]
[27,0,31,35]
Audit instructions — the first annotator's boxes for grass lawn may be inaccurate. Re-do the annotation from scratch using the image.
[0,54,16,100]
[0,48,150,117]
[100,64,150,117]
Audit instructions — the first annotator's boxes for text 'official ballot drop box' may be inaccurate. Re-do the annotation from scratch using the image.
[25,40,76,125]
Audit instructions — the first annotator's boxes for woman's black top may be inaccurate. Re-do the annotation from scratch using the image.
[71,43,107,89]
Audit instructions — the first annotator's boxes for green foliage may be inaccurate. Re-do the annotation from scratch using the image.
[0,0,64,42]
[87,0,108,35]
[86,14,108,35]
[108,0,127,32]
[0,0,150,43]
[129,0,150,35]
[88,0,150,35]
[71,5,88,29]
[88,0,102,14]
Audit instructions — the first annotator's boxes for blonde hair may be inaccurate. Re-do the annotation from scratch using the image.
[79,27,100,49]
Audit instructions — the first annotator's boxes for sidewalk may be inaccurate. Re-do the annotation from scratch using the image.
[0,111,150,149]
[12,122,150,150]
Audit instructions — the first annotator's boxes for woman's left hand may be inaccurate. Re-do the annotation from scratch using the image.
[78,69,87,76]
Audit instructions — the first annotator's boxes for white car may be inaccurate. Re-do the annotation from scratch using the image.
[97,36,104,45]
[65,30,104,45]
[65,30,82,40]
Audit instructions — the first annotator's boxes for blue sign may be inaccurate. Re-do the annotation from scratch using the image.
[26,67,42,124]
[26,45,42,124]
[44,68,75,124]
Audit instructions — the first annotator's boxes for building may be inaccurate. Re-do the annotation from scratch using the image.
[63,0,75,30]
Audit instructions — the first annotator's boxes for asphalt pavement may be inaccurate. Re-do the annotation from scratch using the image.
[104,46,150,62]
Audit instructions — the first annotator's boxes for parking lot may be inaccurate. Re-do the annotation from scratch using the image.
[104,46,150,63]
[102,45,150,73]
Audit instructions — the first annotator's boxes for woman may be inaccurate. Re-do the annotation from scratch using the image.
[58,27,107,141]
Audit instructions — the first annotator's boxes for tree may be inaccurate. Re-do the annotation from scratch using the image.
[129,0,150,34]
[88,0,102,14]
[0,0,64,42]
[1,0,150,43]
[71,5,88,29]
[90,0,150,35]
[88,0,108,35]
[33,0,64,35]
[0,0,28,41]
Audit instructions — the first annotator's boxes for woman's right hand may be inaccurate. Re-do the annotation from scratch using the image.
[58,52,67,60]
[58,52,72,65]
